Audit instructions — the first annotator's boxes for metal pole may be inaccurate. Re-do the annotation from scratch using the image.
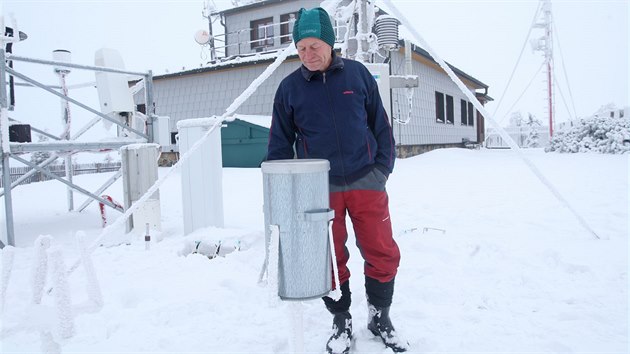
[77,169,123,212]
[57,69,74,211]
[144,71,155,143]
[65,154,74,210]
[0,153,60,196]
[7,54,147,76]
[206,8,217,61]
[546,3,554,138]
[542,0,553,138]
[547,60,553,137]
[357,0,370,62]
[0,49,16,246]
[0,114,110,197]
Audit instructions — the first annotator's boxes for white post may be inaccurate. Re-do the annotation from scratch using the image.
[267,224,280,306]
[1,245,15,311]
[76,231,103,309]
[49,247,75,339]
[289,301,305,354]
[121,143,162,233]
[177,117,224,235]
[53,50,74,211]
[31,235,52,304]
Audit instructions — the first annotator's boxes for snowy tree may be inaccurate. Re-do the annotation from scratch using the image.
[524,114,542,148]
[546,106,630,154]
[509,111,525,128]
[508,111,529,147]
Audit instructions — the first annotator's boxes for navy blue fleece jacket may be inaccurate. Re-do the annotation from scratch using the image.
[267,52,395,185]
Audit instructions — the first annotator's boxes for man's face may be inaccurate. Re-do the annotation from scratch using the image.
[296,37,333,72]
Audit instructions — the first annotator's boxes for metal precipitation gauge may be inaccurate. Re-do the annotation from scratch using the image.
[261,159,340,353]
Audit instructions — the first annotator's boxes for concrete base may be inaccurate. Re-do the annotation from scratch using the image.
[396,143,474,158]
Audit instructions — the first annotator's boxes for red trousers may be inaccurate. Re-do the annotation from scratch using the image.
[330,189,400,285]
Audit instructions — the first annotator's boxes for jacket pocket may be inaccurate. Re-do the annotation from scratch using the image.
[372,166,388,185]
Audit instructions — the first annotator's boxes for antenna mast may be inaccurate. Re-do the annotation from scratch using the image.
[203,0,217,61]
[532,0,554,137]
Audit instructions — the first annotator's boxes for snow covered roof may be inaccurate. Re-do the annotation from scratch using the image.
[154,49,301,80]
[233,114,272,129]
[218,0,293,16]
[398,39,489,90]
[155,42,488,90]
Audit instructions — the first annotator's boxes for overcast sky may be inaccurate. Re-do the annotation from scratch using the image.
[3,0,628,130]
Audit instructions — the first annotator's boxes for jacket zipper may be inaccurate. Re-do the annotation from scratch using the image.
[323,71,347,184]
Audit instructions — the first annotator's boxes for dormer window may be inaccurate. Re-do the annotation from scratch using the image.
[251,17,274,50]
[280,12,297,44]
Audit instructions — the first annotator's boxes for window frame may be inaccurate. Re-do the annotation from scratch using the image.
[459,100,476,126]
[435,91,445,123]
[250,17,274,49]
[445,94,454,124]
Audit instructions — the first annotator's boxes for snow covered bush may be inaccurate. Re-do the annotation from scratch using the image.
[546,113,630,154]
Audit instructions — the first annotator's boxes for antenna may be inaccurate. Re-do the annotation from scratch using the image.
[197,0,217,61]
[532,0,554,138]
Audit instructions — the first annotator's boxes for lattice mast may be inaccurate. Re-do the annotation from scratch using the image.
[532,0,554,137]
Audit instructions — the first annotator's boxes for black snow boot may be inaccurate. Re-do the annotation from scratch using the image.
[368,303,409,352]
[326,311,353,354]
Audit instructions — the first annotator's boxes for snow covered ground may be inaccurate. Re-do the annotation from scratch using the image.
[1,148,628,353]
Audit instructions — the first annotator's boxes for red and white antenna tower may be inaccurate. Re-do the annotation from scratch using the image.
[532,0,554,137]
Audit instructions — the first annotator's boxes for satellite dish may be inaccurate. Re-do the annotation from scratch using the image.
[194,29,211,45]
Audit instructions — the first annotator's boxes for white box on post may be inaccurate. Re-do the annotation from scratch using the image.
[177,117,224,235]
[120,143,162,233]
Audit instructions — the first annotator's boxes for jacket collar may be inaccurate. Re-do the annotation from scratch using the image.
[300,50,344,81]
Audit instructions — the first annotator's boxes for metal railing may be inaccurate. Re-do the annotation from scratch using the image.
[0,162,122,188]
[209,20,347,59]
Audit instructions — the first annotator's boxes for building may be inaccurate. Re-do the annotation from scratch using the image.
[145,0,492,166]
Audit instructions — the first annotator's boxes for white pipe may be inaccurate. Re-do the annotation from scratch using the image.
[289,302,305,353]
[327,220,342,301]
[404,39,412,75]
[1,246,15,311]
[268,224,280,305]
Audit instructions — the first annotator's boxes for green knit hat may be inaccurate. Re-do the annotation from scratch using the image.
[292,7,335,48]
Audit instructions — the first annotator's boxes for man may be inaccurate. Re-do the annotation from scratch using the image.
[267,7,409,354]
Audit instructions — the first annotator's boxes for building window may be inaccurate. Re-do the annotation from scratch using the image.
[460,100,475,126]
[435,92,445,123]
[280,12,297,44]
[445,94,454,124]
[460,99,467,125]
[251,17,274,49]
